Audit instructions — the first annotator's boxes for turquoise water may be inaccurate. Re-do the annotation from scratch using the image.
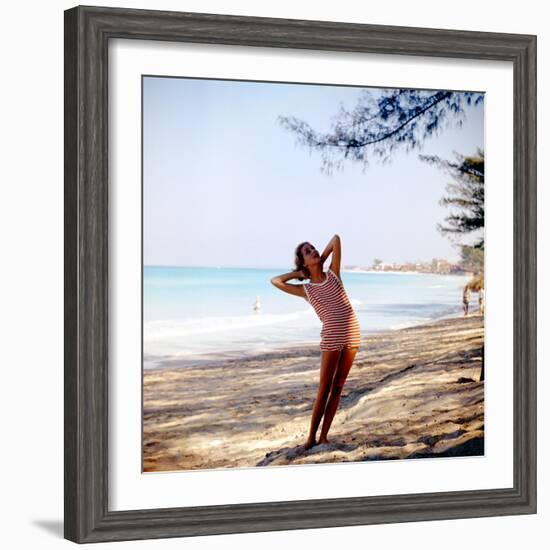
[143,266,471,368]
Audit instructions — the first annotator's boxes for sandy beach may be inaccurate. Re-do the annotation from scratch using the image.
[143,312,484,472]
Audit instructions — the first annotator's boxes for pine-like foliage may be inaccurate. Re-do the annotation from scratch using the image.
[279,89,484,173]
[419,149,484,249]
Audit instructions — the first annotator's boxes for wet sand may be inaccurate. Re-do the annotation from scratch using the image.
[143,313,484,472]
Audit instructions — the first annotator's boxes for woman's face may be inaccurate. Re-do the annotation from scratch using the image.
[301,242,320,268]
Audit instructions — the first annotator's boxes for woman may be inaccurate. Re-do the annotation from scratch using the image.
[270,234,361,449]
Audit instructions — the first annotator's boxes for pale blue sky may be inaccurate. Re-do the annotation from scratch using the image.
[143,76,484,269]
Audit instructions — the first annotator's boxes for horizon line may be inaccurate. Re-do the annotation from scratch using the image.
[143,259,463,270]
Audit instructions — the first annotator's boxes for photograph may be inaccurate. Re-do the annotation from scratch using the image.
[142,76,486,473]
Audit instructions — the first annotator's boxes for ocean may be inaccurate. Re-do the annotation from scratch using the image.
[143,266,472,369]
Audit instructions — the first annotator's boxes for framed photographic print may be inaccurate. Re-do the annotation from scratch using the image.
[64,5,537,544]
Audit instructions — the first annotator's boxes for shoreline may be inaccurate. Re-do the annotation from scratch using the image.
[144,312,484,472]
[146,308,481,370]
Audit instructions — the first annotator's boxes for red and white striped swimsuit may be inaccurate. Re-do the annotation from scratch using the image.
[303,268,361,352]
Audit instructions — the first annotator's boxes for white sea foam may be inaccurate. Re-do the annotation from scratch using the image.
[144,309,315,342]
[389,318,431,330]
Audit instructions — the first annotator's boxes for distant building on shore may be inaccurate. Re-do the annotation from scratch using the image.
[364,258,470,275]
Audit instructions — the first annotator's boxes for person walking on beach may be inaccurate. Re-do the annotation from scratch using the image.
[463,286,471,316]
[270,234,361,450]
[478,287,485,315]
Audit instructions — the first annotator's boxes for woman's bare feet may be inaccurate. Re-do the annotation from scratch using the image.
[304,437,317,450]
[318,436,330,445]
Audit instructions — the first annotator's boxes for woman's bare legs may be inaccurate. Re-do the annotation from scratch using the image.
[318,347,358,444]
[304,350,342,449]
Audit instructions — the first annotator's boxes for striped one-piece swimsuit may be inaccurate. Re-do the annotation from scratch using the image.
[303,268,361,352]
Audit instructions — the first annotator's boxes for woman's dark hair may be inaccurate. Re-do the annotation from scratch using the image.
[294,241,311,281]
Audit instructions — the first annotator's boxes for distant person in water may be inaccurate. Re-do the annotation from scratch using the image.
[253,295,262,313]
[463,286,471,316]
[270,234,361,450]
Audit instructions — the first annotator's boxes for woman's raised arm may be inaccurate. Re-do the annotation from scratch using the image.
[270,270,307,300]
[320,234,342,279]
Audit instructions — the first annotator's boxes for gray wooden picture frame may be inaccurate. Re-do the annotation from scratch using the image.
[64,5,537,544]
